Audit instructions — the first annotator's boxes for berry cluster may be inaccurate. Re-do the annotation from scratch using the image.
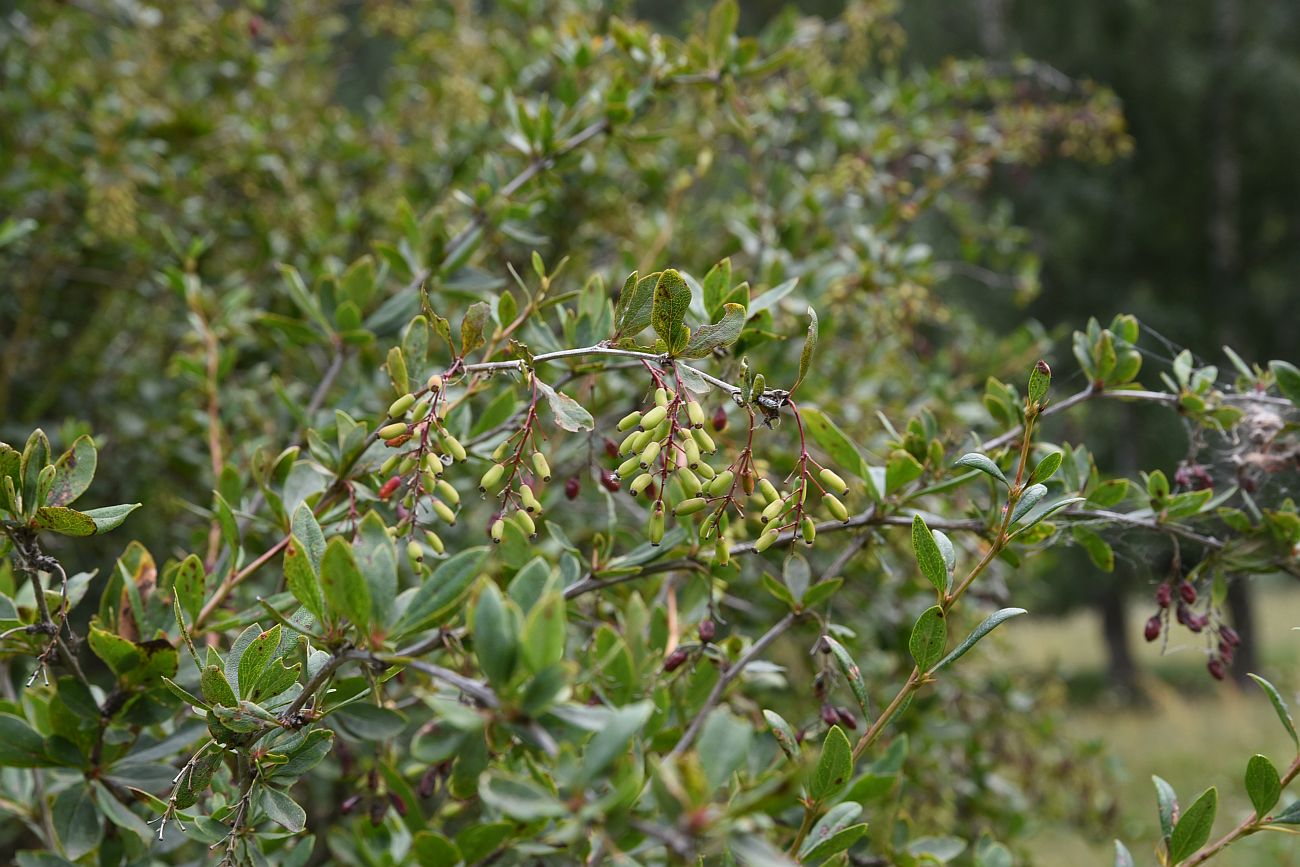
[1143,578,1241,680]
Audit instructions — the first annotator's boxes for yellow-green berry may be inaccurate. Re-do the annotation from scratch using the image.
[388,394,416,417]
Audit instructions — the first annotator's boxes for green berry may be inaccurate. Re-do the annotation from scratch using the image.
[618,411,643,431]
[378,422,409,440]
[640,405,668,431]
[532,452,551,482]
[674,497,708,516]
[819,468,849,496]
[388,393,416,417]
[479,463,506,493]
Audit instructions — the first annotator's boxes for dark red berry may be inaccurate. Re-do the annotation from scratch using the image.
[1207,658,1226,681]
[1220,625,1240,646]
[1187,614,1207,634]
[1176,604,1192,626]
[698,619,716,643]
[389,793,408,817]
[1144,615,1161,642]
[370,797,387,826]
[663,647,690,672]
[341,794,362,815]
[418,767,438,799]
[378,475,402,500]
[835,708,858,730]
[820,704,839,726]
[1155,583,1172,608]
[565,475,581,500]
[1179,582,1197,605]
[600,469,621,492]
[712,405,728,432]
[1218,641,1234,663]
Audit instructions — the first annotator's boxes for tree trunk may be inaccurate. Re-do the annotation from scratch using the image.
[1225,578,1259,683]
[1099,584,1139,697]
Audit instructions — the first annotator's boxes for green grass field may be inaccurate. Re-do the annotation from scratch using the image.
[992,582,1300,866]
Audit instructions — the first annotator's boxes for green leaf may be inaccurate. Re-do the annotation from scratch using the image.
[173,554,207,623]
[800,577,843,609]
[1270,360,1300,405]
[909,605,947,672]
[680,303,746,359]
[615,271,658,337]
[790,306,819,392]
[911,515,948,597]
[696,709,754,791]
[823,637,870,718]
[260,786,306,832]
[885,450,924,493]
[763,709,800,761]
[1269,801,1300,824]
[800,407,873,496]
[1153,775,1178,840]
[1009,484,1048,524]
[334,703,407,740]
[574,701,653,785]
[933,608,1027,672]
[651,269,691,355]
[236,625,283,700]
[201,664,238,708]
[1028,361,1051,405]
[460,301,491,357]
[1245,754,1281,818]
[79,503,141,534]
[802,823,867,864]
[91,781,152,847]
[954,453,1008,487]
[0,713,53,766]
[473,582,518,689]
[1247,673,1299,750]
[1072,526,1115,572]
[161,676,209,710]
[396,547,490,636]
[478,774,567,821]
[412,831,461,867]
[52,784,102,859]
[1029,450,1063,485]
[521,593,566,674]
[321,536,371,629]
[32,506,96,536]
[284,535,325,622]
[810,725,853,802]
[799,801,865,861]
[1168,787,1216,863]
[272,729,335,779]
[355,511,397,627]
[48,435,96,508]
[535,379,594,432]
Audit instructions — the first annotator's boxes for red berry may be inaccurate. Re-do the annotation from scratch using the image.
[1217,641,1234,663]
[1144,615,1161,642]
[600,469,621,492]
[418,767,438,799]
[1207,658,1226,681]
[604,438,620,459]
[1155,583,1172,608]
[378,475,402,500]
[565,475,581,500]
[1188,614,1207,634]
[712,405,728,432]
[663,647,690,672]
[1175,604,1192,626]
[1179,582,1197,604]
[389,792,408,817]
[835,708,858,730]
[341,794,362,815]
[1220,625,1240,646]
[820,704,839,726]
[698,619,716,643]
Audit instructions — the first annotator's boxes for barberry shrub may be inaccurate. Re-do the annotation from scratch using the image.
[2,3,1299,867]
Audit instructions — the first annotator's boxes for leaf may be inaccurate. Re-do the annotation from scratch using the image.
[1113,840,1134,867]
[1247,673,1299,750]
[320,536,371,629]
[237,625,283,700]
[651,269,692,355]
[933,608,1027,672]
[1009,484,1048,524]
[790,307,818,392]
[173,554,207,623]
[763,709,800,760]
[355,511,398,627]
[802,822,867,864]
[261,786,306,833]
[201,665,238,708]
[1072,526,1115,572]
[954,453,1008,487]
[801,578,843,609]
[1029,451,1063,485]
[32,506,96,536]
[1168,787,1216,863]
[909,605,947,672]
[799,801,865,860]
[1028,360,1051,404]
[810,725,853,802]
[52,785,102,859]
[680,303,746,359]
[395,547,489,636]
[1270,801,1300,824]
[885,450,924,493]
[696,710,754,791]
[748,277,798,317]
[574,701,653,785]
[615,271,659,337]
[284,535,325,622]
[473,582,518,689]
[1245,754,1281,818]
[823,637,870,717]
[521,593,566,674]
[292,504,325,572]
[911,515,948,597]
[334,703,407,740]
[460,301,491,357]
[800,407,873,493]
[48,435,96,508]
[1270,360,1300,405]
[83,504,142,534]
[535,379,594,432]
[478,774,567,821]
[272,729,335,779]
[1153,775,1178,839]
[412,831,462,867]
[0,713,53,767]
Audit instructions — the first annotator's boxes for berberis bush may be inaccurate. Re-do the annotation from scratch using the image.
[2,2,1298,866]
